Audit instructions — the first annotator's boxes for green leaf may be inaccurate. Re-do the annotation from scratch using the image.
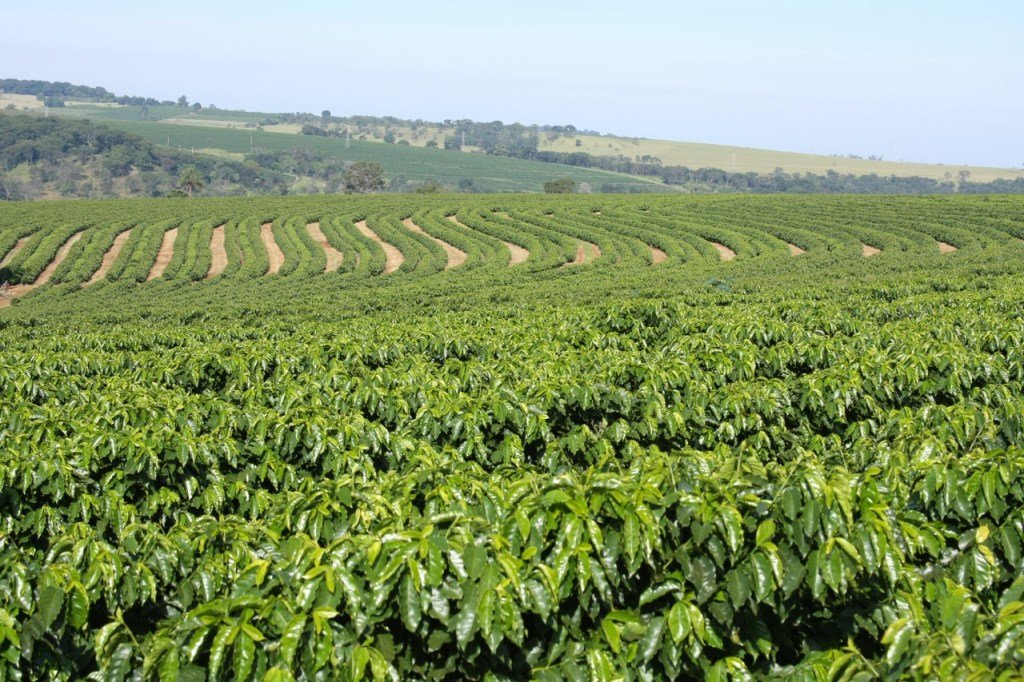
[208,625,237,679]
[36,584,63,630]
[639,616,665,663]
[690,556,717,604]
[750,552,773,601]
[69,583,89,629]
[601,617,621,654]
[400,573,422,632]
[586,649,619,682]
[464,542,487,581]
[279,615,306,667]
[157,646,179,682]
[234,631,256,682]
[882,618,914,667]
[624,512,640,562]
[726,570,750,609]
[105,642,135,682]
[756,519,776,546]
[667,601,691,642]
[455,583,481,649]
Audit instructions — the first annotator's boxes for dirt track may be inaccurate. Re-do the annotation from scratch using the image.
[449,214,529,265]
[306,223,344,272]
[206,225,227,279]
[355,220,404,274]
[0,232,83,307]
[562,240,602,267]
[862,243,882,257]
[86,229,133,284]
[712,242,737,261]
[938,241,957,254]
[147,227,179,281]
[403,218,466,269]
[0,236,31,269]
[787,243,806,256]
[651,246,668,264]
[261,223,285,274]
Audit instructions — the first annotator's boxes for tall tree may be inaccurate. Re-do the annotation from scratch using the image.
[343,162,385,194]
[177,166,204,197]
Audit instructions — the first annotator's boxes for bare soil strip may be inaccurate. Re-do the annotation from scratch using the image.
[449,215,529,265]
[403,218,466,269]
[86,229,133,284]
[355,220,404,274]
[0,236,31,269]
[938,241,957,254]
[260,223,285,275]
[862,243,882,257]
[787,243,806,256]
[651,246,668,264]
[561,240,602,268]
[1,232,82,307]
[147,228,179,281]
[206,225,227,279]
[306,223,344,272]
[712,242,737,261]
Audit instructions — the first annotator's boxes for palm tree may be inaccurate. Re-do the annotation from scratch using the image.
[177,166,204,198]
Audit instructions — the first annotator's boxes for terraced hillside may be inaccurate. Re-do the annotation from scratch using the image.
[3,195,1024,679]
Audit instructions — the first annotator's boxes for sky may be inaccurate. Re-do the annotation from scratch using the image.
[3,0,1022,168]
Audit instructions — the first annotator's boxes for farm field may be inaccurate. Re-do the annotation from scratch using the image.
[539,134,1024,183]
[53,102,1024,183]
[49,115,675,194]
[2,194,1024,679]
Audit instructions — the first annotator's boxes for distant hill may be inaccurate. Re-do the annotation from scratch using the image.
[3,78,1023,196]
[42,95,1023,183]
[0,115,289,200]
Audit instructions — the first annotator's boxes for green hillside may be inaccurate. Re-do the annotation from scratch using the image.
[46,97,1024,185]
[55,113,675,194]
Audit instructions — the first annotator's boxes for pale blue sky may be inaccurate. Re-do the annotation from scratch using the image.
[4,0,1022,167]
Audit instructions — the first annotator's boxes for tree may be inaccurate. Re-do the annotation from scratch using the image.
[321,110,331,120]
[343,161,385,194]
[425,140,438,148]
[177,95,188,107]
[415,180,444,194]
[176,166,204,197]
[543,177,578,194]
[383,130,396,144]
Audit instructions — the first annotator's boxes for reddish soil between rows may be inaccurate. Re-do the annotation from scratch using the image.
[306,223,344,272]
[147,227,179,281]
[355,220,404,274]
[404,218,467,269]
[86,229,133,285]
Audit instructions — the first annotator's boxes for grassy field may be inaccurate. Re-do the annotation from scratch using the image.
[540,134,1024,182]
[98,119,674,193]
[0,93,45,111]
